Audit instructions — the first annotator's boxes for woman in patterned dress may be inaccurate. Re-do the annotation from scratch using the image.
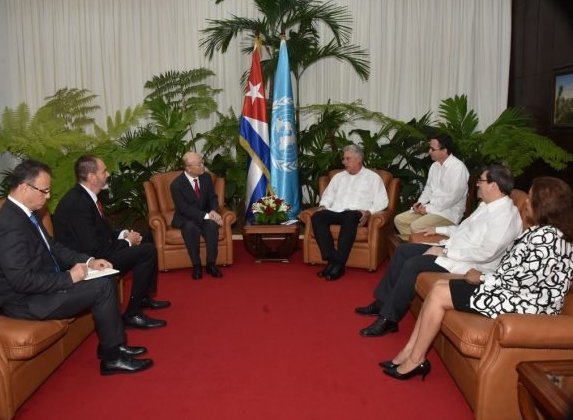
[382,176,573,380]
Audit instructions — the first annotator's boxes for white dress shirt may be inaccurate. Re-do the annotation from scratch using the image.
[434,195,522,274]
[319,167,389,213]
[418,154,469,224]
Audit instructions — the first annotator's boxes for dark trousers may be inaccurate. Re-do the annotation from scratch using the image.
[179,219,219,267]
[106,240,157,317]
[311,209,361,266]
[2,278,125,360]
[374,243,449,322]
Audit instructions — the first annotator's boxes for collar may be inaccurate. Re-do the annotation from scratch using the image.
[439,154,455,167]
[184,172,199,183]
[7,195,33,217]
[79,183,99,204]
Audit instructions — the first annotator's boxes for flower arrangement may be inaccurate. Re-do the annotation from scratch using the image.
[251,195,291,225]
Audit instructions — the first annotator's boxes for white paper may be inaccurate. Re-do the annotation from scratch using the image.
[85,267,120,280]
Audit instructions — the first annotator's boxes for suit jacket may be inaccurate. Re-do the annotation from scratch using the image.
[170,172,219,228]
[53,184,128,259]
[0,199,89,315]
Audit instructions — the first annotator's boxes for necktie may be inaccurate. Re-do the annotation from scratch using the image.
[30,213,61,272]
[193,178,201,199]
[96,199,105,217]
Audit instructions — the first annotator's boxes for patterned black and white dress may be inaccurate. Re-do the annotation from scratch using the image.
[450,225,573,318]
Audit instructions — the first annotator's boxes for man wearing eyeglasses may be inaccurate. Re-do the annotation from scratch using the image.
[355,164,522,337]
[53,155,170,330]
[394,133,469,239]
[170,152,224,280]
[0,159,153,375]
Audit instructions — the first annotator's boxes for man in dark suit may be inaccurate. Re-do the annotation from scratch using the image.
[171,152,223,279]
[0,159,152,375]
[53,155,169,329]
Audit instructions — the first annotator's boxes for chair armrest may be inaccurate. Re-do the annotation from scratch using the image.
[148,211,167,244]
[298,207,319,225]
[220,207,237,225]
[369,209,392,229]
[409,232,448,243]
[494,314,573,349]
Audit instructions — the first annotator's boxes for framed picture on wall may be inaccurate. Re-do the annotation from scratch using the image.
[552,65,573,128]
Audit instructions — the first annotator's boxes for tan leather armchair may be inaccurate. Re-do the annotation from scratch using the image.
[298,169,401,271]
[143,171,237,271]
[407,189,560,420]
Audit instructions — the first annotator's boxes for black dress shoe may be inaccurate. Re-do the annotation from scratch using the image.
[141,296,171,310]
[325,264,345,281]
[192,266,203,280]
[123,313,167,329]
[355,300,382,316]
[383,360,431,381]
[100,354,154,376]
[97,344,148,359]
[359,317,398,337]
[206,263,223,278]
[317,263,334,277]
[379,360,399,370]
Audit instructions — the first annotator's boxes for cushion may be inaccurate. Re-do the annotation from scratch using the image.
[0,316,68,361]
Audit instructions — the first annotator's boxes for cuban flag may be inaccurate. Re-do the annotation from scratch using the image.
[270,38,300,219]
[239,40,271,221]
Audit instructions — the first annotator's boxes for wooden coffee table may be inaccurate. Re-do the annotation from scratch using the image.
[241,223,300,262]
[517,360,573,419]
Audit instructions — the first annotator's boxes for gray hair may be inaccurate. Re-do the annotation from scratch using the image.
[343,144,364,160]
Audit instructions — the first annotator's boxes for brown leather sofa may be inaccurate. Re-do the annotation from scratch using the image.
[298,169,401,271]
[0,200,95,420]
[143,171,237,271]
[409,189,573,420]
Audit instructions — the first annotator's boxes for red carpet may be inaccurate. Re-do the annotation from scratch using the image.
[16,241,472,420]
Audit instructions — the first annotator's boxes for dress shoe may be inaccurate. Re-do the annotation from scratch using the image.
[97,344,147,359]
[317,263,334,277]
[206,263,223,278]
[123,313,166,329]
[354,300,382,316]
[192,266,203,280]
[141,296,171,310]
[100,353,154,376]
[383,360,431,381]
[325,264,345,281]
[379,360,399,370]
[359,317,398,337]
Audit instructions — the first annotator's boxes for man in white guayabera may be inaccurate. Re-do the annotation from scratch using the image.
[310,144,389,281]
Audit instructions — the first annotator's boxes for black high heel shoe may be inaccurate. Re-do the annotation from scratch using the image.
[378,360,399,370]
[383,360,431,381]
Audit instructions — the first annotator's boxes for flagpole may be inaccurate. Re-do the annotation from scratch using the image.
[270,34,301,220]
[239,36,271,222]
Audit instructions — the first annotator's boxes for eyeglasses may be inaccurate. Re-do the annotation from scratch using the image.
[476,178,490,184]
[186,162,204,167]
[26,183,51,195]
[428,146,443,152]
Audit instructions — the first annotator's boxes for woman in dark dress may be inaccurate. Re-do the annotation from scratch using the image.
[382,177,573,380]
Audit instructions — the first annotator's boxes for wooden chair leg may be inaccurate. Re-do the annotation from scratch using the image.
[116,276,124,304]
